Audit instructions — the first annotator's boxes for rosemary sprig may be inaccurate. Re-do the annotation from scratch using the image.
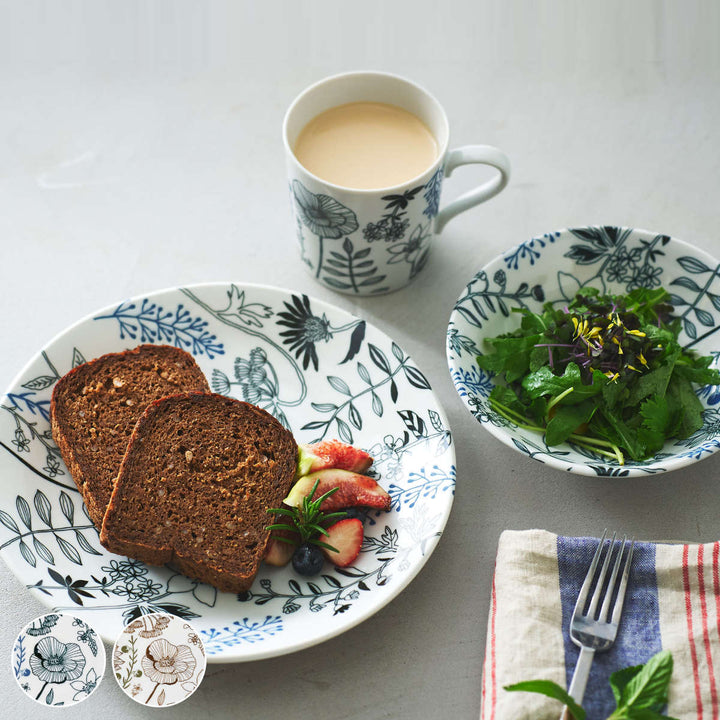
[266,479,346,553]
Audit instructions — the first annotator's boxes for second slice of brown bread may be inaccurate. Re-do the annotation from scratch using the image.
[99,393,298,593]
[50,344,210,528]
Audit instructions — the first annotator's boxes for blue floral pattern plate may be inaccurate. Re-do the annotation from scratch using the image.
[0,283,455,662]
[447,227,720,477]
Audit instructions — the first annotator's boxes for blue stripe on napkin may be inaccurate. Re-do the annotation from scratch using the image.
[556,536,662,719]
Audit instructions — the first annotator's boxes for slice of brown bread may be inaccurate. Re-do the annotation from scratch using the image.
[99,392,298,593]
[50,344,210,528]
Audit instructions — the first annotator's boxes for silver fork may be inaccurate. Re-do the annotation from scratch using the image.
[560,531,635,719]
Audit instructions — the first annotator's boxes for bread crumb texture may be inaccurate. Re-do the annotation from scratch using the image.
[51,345,209,527]
[102,393,298,592]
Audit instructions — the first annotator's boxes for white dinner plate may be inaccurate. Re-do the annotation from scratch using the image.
[0,283,455,662]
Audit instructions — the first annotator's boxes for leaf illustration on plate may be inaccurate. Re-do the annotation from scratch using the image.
[217,286,273,328]
[33,536,55,565]
[339,321,366,364]
[398,410,427,439]
[0,510,20,534]
[33,491,52,527]
[94,299,224,358]
[72,348,87,367]
[59,492,74,524]
[21,375,57,392]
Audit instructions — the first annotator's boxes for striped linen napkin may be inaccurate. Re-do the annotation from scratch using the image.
[480,529,720,720]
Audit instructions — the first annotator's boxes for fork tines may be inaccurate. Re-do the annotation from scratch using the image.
[575,530,635,625]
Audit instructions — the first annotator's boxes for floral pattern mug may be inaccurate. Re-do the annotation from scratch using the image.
[283,71,511,295]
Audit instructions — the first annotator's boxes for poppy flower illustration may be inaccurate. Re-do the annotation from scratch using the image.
[29,636,86,701]
[141,638,197,704]
[292,180,358,239]
[142,639,196,685]
[277,294,332,371]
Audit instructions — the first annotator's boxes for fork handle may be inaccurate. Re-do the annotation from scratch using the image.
[560,646,595,719]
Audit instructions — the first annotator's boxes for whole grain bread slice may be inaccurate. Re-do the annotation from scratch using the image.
[99,392,298,593]
[50,344,210,528]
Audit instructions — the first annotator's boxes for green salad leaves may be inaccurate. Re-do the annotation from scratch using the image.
[477,287,720,464]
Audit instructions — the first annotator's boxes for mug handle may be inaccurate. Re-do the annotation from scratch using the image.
[434,145,511,233]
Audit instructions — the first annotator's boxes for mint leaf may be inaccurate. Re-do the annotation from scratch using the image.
[609,664,644,706]
[615,710,678,720]
[616,650,673,711]
[504,680,586,720]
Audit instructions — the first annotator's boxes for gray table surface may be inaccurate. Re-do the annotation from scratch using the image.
[2,2,719,718]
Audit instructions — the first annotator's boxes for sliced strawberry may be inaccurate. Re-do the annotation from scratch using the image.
[284,469,391,512]
[321,518,364,567]
[297,440,373,476]
[264,527,298,567]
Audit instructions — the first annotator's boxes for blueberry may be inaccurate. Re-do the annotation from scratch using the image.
[342,507,366,522]
[292,543,324,576]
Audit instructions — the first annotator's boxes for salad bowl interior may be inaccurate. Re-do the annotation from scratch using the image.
[447,226,720,477]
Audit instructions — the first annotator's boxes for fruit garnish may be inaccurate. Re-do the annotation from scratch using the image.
[321,518,364,567]
[266,479,346,553]
[292,543,324,576]
[265,527,299,567]
[296,439,373,477]
[284,469,391,512]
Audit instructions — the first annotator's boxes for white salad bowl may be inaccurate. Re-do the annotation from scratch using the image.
[447,226,720,477]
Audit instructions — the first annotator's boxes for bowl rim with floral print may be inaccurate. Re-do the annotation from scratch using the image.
[446,226,720,477]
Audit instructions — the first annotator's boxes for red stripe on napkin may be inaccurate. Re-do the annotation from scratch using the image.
[698,544,718,717]
[714,543,720,647]
[684,543,704,719]
[490,574,497,720]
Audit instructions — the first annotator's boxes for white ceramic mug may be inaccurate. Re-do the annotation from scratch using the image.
[283,71,511,296]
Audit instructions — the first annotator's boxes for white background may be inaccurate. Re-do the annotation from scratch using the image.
[1,1,719,717]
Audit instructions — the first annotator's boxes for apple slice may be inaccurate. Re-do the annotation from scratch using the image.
[321,518,364,567]
[297,440,373,476]
[264,526,299,567]
[284,469,391,512]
